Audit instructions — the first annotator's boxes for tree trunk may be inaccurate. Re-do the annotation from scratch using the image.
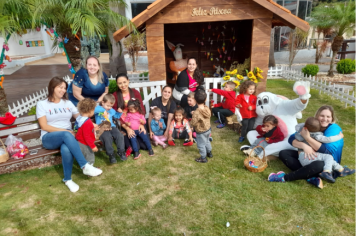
[0,88,9,116]
[62,29,82,72]
[328,36,344,77]
[315,39,319,64]
[328,50,337,76]
[109,33,127,77]
[268,28,276,67]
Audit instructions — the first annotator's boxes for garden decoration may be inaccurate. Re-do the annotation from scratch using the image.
[68,63,72,69]
[75,46,79,51]
[49,28,54,33]
[221,69,243,91]
[62,52,66,56]
[165,40,188,80]
[19,40,23,45]
[0,76,4,88]
[64,37,69,44]
[45,28,54,40]
[243,81,311,157]
[213,65,225,77]
[36,27,41,31]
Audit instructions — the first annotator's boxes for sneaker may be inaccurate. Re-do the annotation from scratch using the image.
[195,157,208,163]
[148,149,154,156]
[334,167,356,178]
[207,151,213,158]
[214,120,220,124]
[217,123,226,128]
[306,177,324,189]
[168,139,175,146]
[238,137,245,143]
[162,144,168,149]
[319,171,335,183]
[209,137,213,142]
[125,146,133,158]
[108,153,117,164]
[133,151,141,160]
[83,163,102,177]
[183,139,193,146]
[268,171,285,182]
[117,150,127,161]
[65,180,79,193]
[240,145,250,152]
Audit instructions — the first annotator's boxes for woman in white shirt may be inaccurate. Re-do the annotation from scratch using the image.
[37,77,102,193]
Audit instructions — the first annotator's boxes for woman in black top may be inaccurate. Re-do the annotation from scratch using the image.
[148,86,176,139]
[173,57,205,108]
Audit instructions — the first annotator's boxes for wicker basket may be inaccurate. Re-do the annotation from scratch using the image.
[0,139,9,163]
[244,146,267,173]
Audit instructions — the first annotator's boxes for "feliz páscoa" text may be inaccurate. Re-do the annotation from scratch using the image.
[191,7,232,17]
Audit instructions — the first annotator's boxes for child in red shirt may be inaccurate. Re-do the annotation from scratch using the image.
[235,80,257,143]
[75,98,98,165]
[243,115,284,158]
[209,81,236,129]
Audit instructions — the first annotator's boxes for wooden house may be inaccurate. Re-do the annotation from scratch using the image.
[113,0,309,93]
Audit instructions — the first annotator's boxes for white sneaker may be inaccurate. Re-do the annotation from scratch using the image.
[65,180,79,193]
[83,163,103,177]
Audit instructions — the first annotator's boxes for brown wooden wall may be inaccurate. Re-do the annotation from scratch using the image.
[146,0,273,92]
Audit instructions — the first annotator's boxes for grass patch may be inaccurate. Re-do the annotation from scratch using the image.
[0,79,354,235]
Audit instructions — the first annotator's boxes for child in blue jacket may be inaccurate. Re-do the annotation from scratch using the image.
[150,107,167,148]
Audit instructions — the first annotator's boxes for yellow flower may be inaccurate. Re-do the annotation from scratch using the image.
[222,82,227,87]
[226,71,231,75]
[223,75,231,81]
[236,74,244,80]
[256,73,263,79]
[256,67,263,73]
[250,77,258,83]
[231,69,238,75]
[232,80,240,88]
[247,71,254,79]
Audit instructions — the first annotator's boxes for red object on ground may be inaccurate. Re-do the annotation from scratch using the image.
[183,141,193,146]
[168,140,176,146]
[0,112,16,125]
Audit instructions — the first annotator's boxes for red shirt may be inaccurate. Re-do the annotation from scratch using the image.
[76,119,96,149]
[212,89,236,113]
[256,125,285,144]
[235,94,257,119]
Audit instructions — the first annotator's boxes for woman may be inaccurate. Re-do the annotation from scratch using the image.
[112,73,149,156]
[68,56,109,106]
[173,57,204,108]
[270,105,349,188]
[148,86,176,139]
[37,77,102,193]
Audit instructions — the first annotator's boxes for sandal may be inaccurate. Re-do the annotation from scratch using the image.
[335,167,355,177]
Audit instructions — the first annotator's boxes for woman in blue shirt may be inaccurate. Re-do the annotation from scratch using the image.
[68,56,109,106]
[272,106,352,188]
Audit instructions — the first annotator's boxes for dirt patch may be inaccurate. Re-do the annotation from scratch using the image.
[16,197,35,209]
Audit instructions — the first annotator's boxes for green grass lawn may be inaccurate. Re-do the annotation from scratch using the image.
[0,79,355,235]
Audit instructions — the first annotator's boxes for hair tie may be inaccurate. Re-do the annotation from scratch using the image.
[150,106,157,110]
[132,98,136,101]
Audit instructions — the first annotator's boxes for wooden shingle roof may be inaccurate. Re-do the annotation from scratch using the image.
[113,0,310,42]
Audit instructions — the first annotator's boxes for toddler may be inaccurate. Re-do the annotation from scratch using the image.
[94,94,126,164]
[209,81,236,129]
[235,80,257,143]
[190,90,212,163]
[75,98,99,165]
[124,98,154,159]
[150,107,167,149]
[243,115,284,158]
[168,107,193,146]
[184,92,198,120]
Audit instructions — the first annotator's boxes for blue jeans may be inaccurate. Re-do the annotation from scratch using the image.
[129,130,152,152]
[42,131,88,181]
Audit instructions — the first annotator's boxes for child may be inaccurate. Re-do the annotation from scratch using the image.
[235,80,257,143]
[243,115,284,158]
[184,92,198,120]
[75,98,99,165]
[150,107,167,149]
[168,107,194,146]
[209,81,236,129]
[124,98,154,159]
[94,94,126,164]
[190,89,212,163]
[269,117,354,183]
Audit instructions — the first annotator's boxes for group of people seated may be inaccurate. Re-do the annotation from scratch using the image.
[36,56,354,193]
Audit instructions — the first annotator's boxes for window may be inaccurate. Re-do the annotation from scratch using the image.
[284,0,298,15]
[277,0,283,6]
[306,0,312,17]
[298,0,308,20]
[131,3,151,18]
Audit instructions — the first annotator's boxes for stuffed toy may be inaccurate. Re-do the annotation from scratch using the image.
[166,40,188,80]
[242,81,311,157]
[0,112,16,125]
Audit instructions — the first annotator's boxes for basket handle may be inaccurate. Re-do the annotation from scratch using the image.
[0,138,6,150]
[249,145,267,164]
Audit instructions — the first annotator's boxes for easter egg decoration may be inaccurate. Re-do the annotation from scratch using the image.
[57,37,63,42]
[49,28,54,33]
[5,55,9,60]
[62,52,66,56]
[19,40,23,45]
[23,29,27,34]
[70,68,75,74]
[64,37,69,44]
[8,58,12,62]
[68,63,72,69]
[75,46,79,51]
[36,27,41,32]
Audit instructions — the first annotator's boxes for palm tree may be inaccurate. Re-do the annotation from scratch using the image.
[311,1,355,76]
[30,0,132,71]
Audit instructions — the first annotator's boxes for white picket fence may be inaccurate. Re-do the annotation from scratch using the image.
[282,68,356,108]
[63,73,149,84]
[267,66,284,78]
[8,88,48,117]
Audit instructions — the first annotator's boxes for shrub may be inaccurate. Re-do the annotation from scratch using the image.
[108,80,117,93]
[336,59,355,74]
[301,64,319,77]
[28,106,36,115]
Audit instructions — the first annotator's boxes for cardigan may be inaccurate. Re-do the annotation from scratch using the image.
[256,125,284,144]
[235,94,257,119]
